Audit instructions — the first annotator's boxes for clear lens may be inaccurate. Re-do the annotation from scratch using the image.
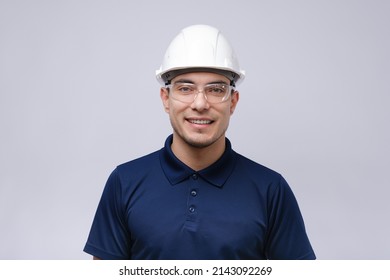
[166,83,233,103]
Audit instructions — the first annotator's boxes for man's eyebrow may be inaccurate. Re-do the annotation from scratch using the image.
[173,79,194,84]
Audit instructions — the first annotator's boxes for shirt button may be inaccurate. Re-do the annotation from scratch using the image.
[189,206,195,213]
[191,190,197,197]
[191,173,198,180]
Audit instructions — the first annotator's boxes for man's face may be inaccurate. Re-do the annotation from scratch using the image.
[160,72,239,149]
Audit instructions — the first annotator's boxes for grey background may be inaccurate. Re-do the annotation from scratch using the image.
[1,0,389,259]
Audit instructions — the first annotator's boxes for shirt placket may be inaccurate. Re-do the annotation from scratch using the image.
[184,172,200,231]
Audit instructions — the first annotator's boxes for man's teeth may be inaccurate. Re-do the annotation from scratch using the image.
[189,119,212,124]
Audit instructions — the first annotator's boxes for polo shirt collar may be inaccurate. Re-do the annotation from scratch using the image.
[159,135,237,188]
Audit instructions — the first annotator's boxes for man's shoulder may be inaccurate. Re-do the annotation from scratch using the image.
[234,152,283,181]
[232,152,293,197]
[115,149,161,174]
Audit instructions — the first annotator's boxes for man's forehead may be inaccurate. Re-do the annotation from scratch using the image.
[171,72,230,84]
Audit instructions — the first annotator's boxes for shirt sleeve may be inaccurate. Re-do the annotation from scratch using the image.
[83,168,131,259]
[265,175,316,260]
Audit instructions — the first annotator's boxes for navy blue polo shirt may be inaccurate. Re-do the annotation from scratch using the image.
[84,135,315,260]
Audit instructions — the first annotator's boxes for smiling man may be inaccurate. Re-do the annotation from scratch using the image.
[84,25,316,260]
[161,72,238,171]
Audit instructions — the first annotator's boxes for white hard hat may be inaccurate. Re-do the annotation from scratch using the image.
[156,25,245,86]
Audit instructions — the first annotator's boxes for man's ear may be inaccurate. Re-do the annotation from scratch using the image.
[230,91,239,115]
[160,87,170,113]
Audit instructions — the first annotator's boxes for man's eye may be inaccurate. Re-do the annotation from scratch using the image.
[212,87,224,93]
[207,86,226,94]
[177,86,193,93]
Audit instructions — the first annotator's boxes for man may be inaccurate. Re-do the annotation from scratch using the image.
[84,25,316,260]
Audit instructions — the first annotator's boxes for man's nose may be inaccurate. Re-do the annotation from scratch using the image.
[190,91,210,111]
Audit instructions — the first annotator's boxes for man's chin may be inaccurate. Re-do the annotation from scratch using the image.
[181,134,223,149]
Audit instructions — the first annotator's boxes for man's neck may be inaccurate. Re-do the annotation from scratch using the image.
[170,134,226,171]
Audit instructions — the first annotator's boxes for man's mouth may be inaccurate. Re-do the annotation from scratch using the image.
[188,119,213,125]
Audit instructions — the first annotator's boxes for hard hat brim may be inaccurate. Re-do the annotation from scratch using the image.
[156,67,245,86]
